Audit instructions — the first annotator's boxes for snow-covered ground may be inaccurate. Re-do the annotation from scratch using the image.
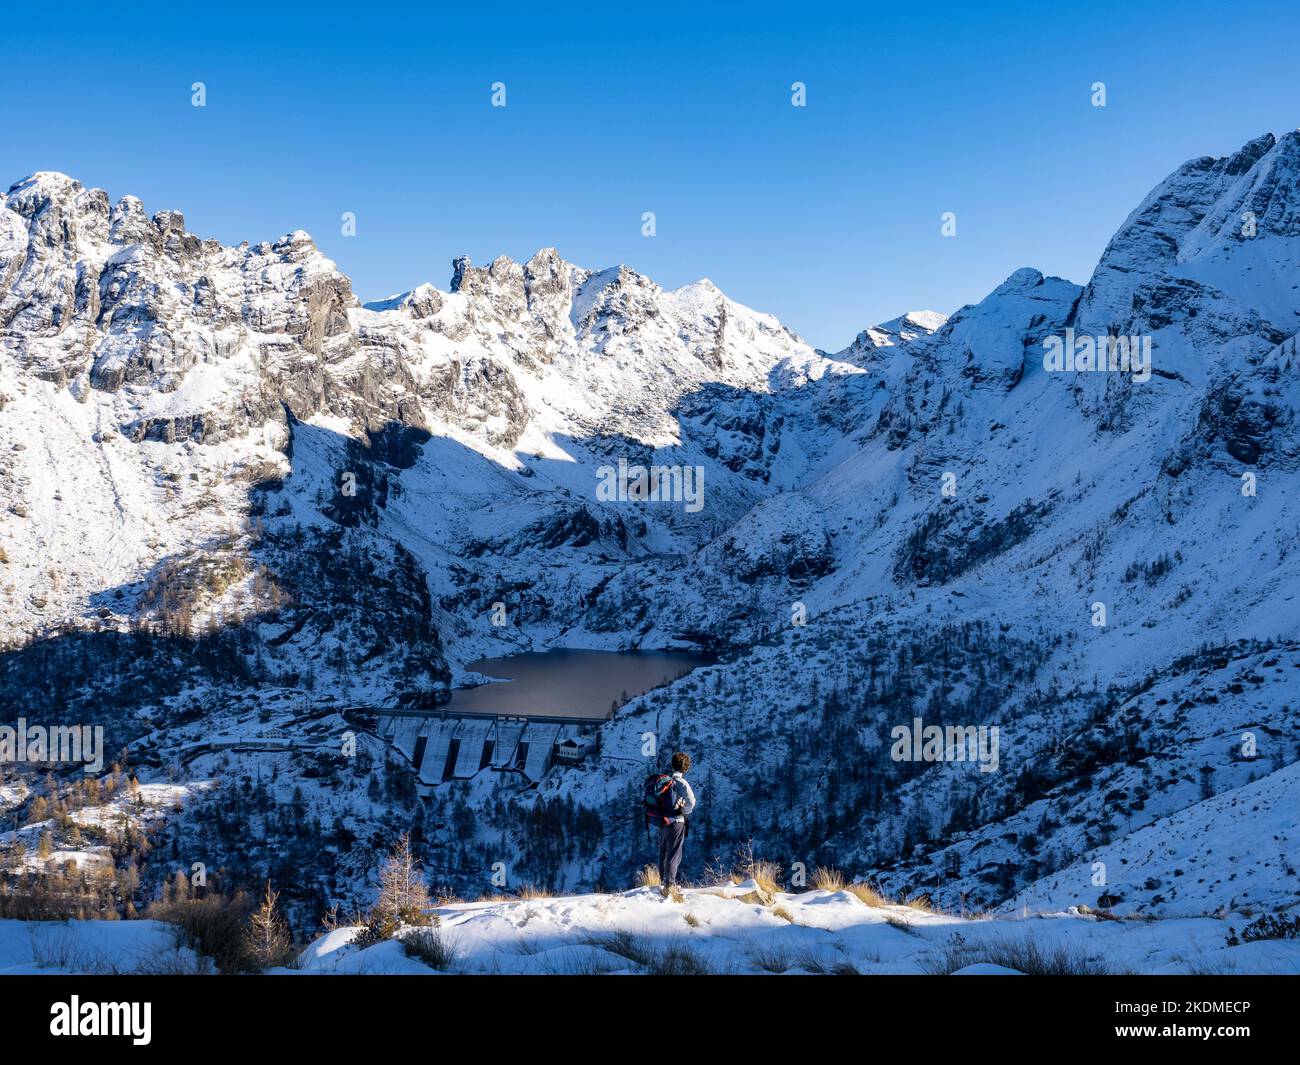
[4,129,1300,941]
[298,883,1300,976]
[0,918,207,974]
[5,883,1295,975]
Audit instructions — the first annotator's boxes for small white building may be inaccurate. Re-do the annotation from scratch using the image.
[552,736,592,765]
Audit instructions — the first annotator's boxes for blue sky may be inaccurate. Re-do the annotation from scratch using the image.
[4,0,1299,350]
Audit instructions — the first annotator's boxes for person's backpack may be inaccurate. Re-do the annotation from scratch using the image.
[641,772,678,836]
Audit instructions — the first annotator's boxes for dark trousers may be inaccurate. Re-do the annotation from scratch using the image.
[658,820,686,887]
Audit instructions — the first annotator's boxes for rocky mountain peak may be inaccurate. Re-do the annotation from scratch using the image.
[829,307,949,369]
[1223,130,1278,176]
[6,170,88,211]
[449,253,525,296]
[1074,129,1300,388]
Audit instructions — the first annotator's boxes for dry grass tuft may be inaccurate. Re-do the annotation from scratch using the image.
[734,888,774,907]
[748,943,793,973]
[402,927,459,971]
[795,946,863,975]
[749,860,783,895]
[585,930,657,968]
[586,931,712,974]
[707,844,782,893]
[148,890,253,974]
[844,881,890,908]
[649,942,712,975]
[884,913,917,935]
[920,933,1118,976]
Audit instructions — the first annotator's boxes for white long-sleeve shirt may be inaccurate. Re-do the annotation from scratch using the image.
[669,772,696,823]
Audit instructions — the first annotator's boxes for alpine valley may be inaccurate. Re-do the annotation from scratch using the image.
[2,128,1299,948]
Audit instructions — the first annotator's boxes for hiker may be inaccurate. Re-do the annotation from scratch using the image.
[643,751,696,897]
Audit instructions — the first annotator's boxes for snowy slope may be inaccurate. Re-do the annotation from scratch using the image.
[0,918,208,974]
[3,129,1300,930]
[297,884,1300,975]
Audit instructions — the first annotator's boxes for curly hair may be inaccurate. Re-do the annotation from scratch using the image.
[670,751,691,773]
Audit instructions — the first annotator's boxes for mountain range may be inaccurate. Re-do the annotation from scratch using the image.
[2,129,1299,922]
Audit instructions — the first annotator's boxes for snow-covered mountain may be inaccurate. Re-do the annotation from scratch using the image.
[823,309,948,367]
[2,130,1299,932]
